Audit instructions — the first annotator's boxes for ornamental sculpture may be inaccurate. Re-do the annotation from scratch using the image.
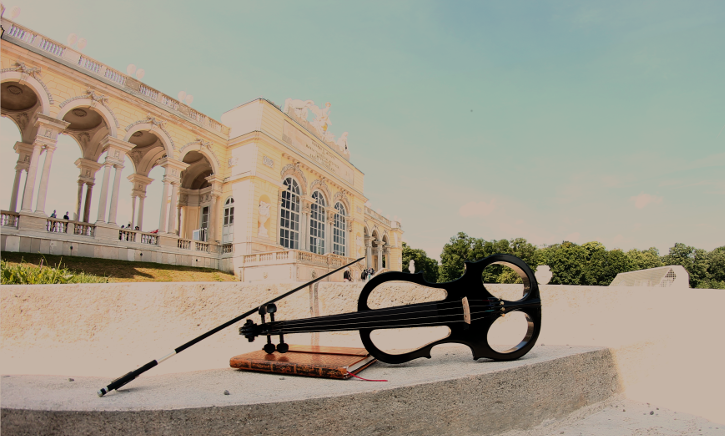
[284,98,351,156]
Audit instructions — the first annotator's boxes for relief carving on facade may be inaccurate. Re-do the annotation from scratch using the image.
[258,201,271,238]
[180,138,219,169]
[126,114,175,150]
[59,88,120,127]
[2,61,54,104]
[280,162,308,191]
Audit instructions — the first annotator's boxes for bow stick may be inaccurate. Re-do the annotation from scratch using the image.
[98,256,365,397]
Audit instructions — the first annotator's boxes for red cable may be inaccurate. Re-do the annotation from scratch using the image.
[346,371,387,382]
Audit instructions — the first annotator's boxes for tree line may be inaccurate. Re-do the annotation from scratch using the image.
[401,232,725,289]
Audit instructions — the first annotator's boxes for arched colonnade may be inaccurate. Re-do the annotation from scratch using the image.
[1,65,221,243]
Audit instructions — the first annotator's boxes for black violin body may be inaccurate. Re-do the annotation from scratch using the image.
[240,254,542,364]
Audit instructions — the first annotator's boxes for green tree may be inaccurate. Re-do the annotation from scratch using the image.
[401,242,439,283]
[438,233,539,283]
[708,246,725,284]
[438,232,478,282]
[537,242,588,285]
[626,248,664,271]
[662,243,710,288]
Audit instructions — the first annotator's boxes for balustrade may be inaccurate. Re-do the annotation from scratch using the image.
[178,239,192,250]
[39,38,64,57]
[138,84,159,100]
[119,229,136,242]
[1,18,230,137]
[103,67,126,86]
[46,218,68,234]
[1,211,20,228]
[74,223,95,237]
[364,206,391,227]
[195,241,210,252]
[78,56,102,74]
[7,24,35,44]
[140,233,158,245]
[221,243,234,254]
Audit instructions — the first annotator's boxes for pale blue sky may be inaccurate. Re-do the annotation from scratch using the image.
[2,1,723,260]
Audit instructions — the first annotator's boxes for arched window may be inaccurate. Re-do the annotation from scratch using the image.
[333,202,347,256]
[280,178,300,249]
[222,197,234,243]
[309,191,326,254]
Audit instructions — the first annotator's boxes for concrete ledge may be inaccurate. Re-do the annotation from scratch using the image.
[1,346,619,436]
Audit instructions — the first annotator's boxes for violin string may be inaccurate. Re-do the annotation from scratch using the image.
[260,304,528,335]
[269,313,470,335]
[271,294,527,327]
[267,296,533,332]
[274,306,468,332]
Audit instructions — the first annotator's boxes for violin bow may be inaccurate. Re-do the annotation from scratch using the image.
[98,256,365,397]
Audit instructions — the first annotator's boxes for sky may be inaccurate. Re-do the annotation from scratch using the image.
[1,0,723,260]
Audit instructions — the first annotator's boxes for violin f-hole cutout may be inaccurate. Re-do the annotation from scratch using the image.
[358,254,542,364]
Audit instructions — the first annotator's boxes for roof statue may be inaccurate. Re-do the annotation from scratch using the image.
[335,132,349,154]
[283,98,314,119]
[284,98,351,157]
[309,102,332,136]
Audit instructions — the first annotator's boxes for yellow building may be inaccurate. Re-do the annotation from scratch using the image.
[0,15,402,281]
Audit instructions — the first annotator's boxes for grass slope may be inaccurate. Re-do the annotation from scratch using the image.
[1,252,237,283]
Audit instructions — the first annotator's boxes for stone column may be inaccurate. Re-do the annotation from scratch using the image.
[34,144,56,214]
[300,197,312,252]
[9,168,24,212]
[75,180,84,221]
[96,162,112,223]
[166,182,179,235]
[130,195,137,228]
[83,182,94,222]
[21,115,69,213]
[177,205,182,236]
[158,178,171,233]
[365,237,372,268]
[107,164,124,225]
[137,195,146,231]
[208,194,219,242]
[377,243,384,271]
[326,211,335,255]
[20,142,42,212]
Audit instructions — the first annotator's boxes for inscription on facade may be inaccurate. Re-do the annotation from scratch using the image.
[283,122,353,184]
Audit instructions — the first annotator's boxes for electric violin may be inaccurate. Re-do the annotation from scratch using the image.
[240,253,542,363]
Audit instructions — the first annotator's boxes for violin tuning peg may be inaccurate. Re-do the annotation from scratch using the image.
[263,343,276,354]
[277,342,289,353]
[240,319,258,342]
[266,303,277,314]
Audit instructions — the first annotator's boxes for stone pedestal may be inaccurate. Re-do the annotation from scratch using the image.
[93,222,121,241]
[17,212,48,232]
[157,234,179,249]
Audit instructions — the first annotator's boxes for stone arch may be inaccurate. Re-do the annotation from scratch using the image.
[124,120,175,157]
[310,179,332,205]
[180,150,214,189]
[280,162,308,196]
[57,98,118,138]
[179,141,219,175]
[132,147,167,177]
[333,191,352,216]
[0,70,52,116]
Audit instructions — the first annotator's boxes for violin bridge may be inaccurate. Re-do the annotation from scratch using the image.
[462,297,471,324]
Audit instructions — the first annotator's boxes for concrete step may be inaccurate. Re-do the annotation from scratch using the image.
[1,345,619,436]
